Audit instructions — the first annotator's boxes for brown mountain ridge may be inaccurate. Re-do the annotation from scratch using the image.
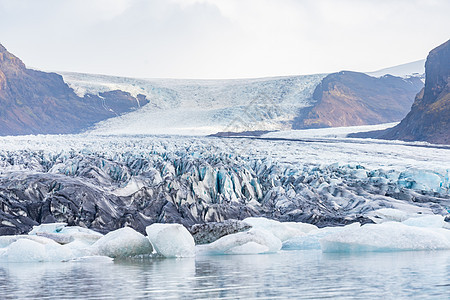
[0,43,148,135]
[351,39,450,144]
[293,71,423,129]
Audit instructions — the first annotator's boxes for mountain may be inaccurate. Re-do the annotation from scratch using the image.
[366,59,425,78]
[292,71,423,129]
[0,43,148,135]
[351,39,450,144]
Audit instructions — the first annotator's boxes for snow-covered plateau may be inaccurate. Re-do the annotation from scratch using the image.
[0,131,449,261]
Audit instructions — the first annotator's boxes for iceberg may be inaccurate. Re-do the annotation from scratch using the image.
[91,227,153,258]
[69,256,114,263]
[320,222,450,252]
[0,237,75,263]
[28,223,103,245]
[402,215,449,229]
[198,228,282,255]
[1,239,47,263]
[146,223,195,258]
[0,234,63,248]
[282,223,360,250]
[28,223,68,235]
[242,217,309,242]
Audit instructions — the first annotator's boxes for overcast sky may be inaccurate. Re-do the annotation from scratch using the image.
[0,0,449,79]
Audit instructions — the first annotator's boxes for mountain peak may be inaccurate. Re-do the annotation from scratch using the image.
[0,43,26,71]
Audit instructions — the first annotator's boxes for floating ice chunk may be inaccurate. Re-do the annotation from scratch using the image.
[0,238,75,263]
[284,222,319,234]
[91,227,153,258]
[1,239,46,262]
[57,226,103,245]
[69,255,114,263]
[282,223,360,250]
[28,223,67,235]
[199,228,282,255]
[369,208,411,223]
[402,215,447,228]
[242,217,307,242]
[0,235,63,248]
[28,223,103,245]
[227,241,269,254]
[32,232,75,245]
[146,223,195,257]
[320,222,450,252]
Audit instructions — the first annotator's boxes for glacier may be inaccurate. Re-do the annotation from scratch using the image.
[0,131,449,261]
[60,72,325,135]
[0,133,449,237]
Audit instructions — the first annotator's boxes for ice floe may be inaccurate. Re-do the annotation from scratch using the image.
[320,221,450,252]
[91,227,153,258]
[146,223,195,257]
[1,215,450,263]
[197,228,282,255]
[243,217,315,242]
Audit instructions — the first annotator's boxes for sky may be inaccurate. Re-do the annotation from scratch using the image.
[0,0,449,79]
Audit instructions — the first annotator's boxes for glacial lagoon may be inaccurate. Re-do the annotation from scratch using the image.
[1,250,449,299]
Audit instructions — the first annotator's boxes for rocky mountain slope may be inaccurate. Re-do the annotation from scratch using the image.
[293,71,423,129]
[351,39,450,144]
[0,44,148,135]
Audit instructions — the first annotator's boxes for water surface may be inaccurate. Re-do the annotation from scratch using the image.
[1,250,449,299]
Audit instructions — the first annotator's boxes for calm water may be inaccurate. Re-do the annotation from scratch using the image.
[0,250,449,299]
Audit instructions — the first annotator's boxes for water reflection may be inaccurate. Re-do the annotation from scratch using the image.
[0,251,449,299]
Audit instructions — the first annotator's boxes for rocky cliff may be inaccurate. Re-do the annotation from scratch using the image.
[372,39,450,144]
[0,43,148,135]
[293,71,423,129]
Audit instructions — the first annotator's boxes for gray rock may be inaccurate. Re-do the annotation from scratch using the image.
[189,220,252,245]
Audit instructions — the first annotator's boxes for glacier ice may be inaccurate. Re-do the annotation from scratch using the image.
[91,227,153,258]
[28,223,67,235]
[0,134,449,236]
[198,228,282,255]
[369,208,414,223]
[320,222,450,252]
[60,72,325,136]
[282,223,361,250]
[1,239,47,262]
[0,237,75,263]
[242,217,309,242]
[69,255,114,263]
[398,169,448,193]
[28,223,103,245]
[402,215,449,229]
[146,223,195,257]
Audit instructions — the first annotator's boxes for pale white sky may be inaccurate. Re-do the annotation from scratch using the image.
[0,0,449,79]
